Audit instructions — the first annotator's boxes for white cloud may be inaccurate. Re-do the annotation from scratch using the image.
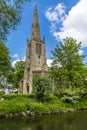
[12,58,52,68]
[11,55,25,67]
[45,0,87,47]
[45,3,66,32]
[47,59,53,67]
[11,54,19,59]
[45,7,58,22]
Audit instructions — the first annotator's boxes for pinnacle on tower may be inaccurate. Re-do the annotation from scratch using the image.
[31,4,40,40]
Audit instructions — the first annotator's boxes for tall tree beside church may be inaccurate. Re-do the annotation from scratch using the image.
[51,37,87,89]
[0,0,29,41]
[0,41,13,88]
[13,61,25,88]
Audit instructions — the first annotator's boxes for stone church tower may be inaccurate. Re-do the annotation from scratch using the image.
[19,5,48,94]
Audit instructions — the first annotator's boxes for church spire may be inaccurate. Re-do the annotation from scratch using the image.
[31,4,40,40]
[19,5,48,94]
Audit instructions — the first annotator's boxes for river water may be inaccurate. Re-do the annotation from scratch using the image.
[0,110,87,130]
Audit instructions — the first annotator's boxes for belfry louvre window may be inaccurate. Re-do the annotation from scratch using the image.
[36,43,38,54]
[36,43,41,55]
[39,44,41,55]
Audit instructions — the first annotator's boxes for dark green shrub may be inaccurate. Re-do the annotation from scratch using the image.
[33,76,53,102]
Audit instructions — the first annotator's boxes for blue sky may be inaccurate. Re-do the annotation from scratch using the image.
[6,0,87,66]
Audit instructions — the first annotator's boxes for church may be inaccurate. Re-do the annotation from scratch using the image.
[19,5,48,94]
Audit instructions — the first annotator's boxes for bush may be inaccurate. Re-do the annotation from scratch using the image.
[61,95,80,104]
[56,87,81,104]
[33,76,53,102]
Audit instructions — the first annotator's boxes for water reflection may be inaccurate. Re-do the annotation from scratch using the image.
[0,110,87,130]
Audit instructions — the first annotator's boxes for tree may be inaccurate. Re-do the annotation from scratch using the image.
[0,0,29,41]
[33,76,53,102]
[0,41,13,88]
[51,37,87,89]
[13,60,25,88]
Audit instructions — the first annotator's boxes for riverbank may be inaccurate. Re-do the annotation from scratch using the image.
[0,94,87,118]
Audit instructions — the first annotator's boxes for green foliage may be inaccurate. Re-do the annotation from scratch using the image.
[61,95,80,104]
[43,94,58,103]
[0,0,30,41]
[78,88,87,99]
[0,41,14,89]
[27,102,49,113]
[51,37,87,89]
[0,91,5,95]
[3,94,29,100]
[0,99,27,114]
[56,87,82,104]
[0,90,5,98]
[33,76,53,102]
[13,61,25,88]
[0,42,11,75]
[0,94,68,115]
[0,94,34,114]
[0,95,49,115]
[0,94,87,116]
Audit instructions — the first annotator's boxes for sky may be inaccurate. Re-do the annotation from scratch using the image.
[6,0,87,66]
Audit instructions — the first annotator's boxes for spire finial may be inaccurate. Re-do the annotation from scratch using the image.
[31,4,40,40]
[34,3,37,10]
[33,4,38,24]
